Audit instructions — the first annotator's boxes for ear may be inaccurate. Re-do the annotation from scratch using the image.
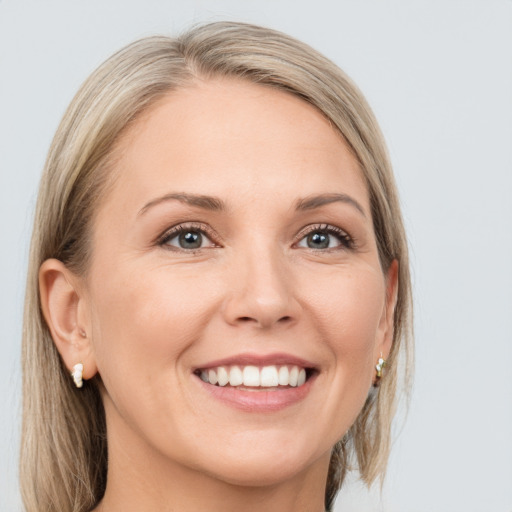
[375,259,399,362]
[39,258,98,381]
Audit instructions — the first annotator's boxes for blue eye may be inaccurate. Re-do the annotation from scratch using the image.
[160,226,216,250]
[297,225,352,250]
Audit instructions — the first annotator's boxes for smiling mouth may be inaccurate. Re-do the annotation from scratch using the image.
[194,365,315,389]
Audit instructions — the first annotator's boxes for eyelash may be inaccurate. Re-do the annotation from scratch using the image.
[294,224,355,251]
[157,222,219,252]
[156,223,355,252]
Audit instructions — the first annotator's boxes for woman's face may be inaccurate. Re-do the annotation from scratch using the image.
[81,79,396,486]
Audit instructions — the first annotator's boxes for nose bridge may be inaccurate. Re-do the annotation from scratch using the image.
[223,237,298,328]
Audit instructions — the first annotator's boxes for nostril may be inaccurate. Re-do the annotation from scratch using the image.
[235,315,293,325]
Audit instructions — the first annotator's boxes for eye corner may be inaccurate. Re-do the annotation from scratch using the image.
[157,222,221,252]
[294,223,355,251]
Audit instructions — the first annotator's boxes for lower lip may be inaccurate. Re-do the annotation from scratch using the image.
[196,374,316,412]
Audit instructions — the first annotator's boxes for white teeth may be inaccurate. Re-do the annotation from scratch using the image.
[278,366,289,385]
[260,366,279,387]
[289,366,299,387]
[208,369,218,385]
[200,364,309,388]
[217,366,229,387]
[229,366,243,387]
[298,368,306,386]
[243,366,260,386]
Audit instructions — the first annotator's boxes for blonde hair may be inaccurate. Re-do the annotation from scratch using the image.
[21,21,413,512]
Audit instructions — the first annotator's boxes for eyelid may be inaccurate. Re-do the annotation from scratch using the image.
[156,222,222,249]
[293,223,355,249]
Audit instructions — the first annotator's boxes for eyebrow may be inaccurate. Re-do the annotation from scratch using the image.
[138,191,366,218]
[138,193,226,216]
[295,193,366,217]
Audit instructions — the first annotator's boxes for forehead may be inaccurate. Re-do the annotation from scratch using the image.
[106,78,368,215]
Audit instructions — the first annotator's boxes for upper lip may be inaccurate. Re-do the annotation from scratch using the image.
[194,352,317,371]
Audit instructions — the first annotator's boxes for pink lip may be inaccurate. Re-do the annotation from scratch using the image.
[196,373,317,412]
[192,352,318,413]
[194,352,316,371]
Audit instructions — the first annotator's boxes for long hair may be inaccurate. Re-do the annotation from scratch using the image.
[21,21,413,512]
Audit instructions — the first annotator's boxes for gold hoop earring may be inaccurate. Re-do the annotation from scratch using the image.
[373,354,386,387]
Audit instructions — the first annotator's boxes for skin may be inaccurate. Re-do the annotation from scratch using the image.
[40,79,397,512]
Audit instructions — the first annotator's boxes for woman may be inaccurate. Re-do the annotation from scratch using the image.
[21,21,412,512]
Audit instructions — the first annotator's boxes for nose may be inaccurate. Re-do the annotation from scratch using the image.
[222,245,301,330]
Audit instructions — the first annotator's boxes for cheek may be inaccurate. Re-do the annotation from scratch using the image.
[304,264,385,345]
[87,264,219,387]
[301,264,385,394]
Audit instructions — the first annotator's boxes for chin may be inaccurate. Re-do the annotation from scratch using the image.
[185,435,330,488]
[203,458,318,488]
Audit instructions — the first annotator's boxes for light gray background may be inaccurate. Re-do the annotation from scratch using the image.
[1,1,511,511]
